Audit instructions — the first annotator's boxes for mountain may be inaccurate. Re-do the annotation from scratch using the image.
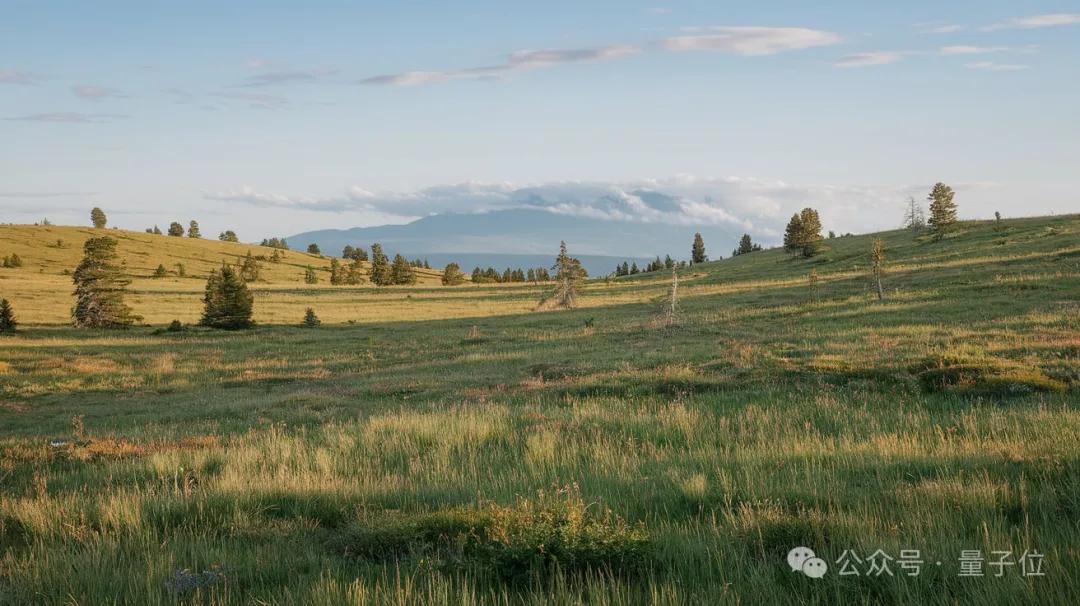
[288,209,741,275]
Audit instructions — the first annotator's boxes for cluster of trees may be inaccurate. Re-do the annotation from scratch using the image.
[470,266,551,284]
[2,254,23,268]
[731,234,763,257]
[261,237,290,250]
[365,244,416,286]
[441,263,466,286]
[341,245,368,262]
[219,230,239,242]
[783,208,826,258]
[614,256,688,276]
[328,257,366,285]
[903,183,958,240]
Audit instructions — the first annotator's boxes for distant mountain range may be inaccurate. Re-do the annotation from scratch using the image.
[288,209,740,276]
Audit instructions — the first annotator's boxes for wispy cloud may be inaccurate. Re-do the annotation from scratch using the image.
[0,69,40,85]
[361,26,840,86]
[241,68,338,87]
[939,45,1010,55]
[71,85,127,100]
[5,112,128,123]
[965,61,1029,71]
[834,51,907,68]
[0,191,98,198]
[211,91,289,109]
[662,27,841,55]
[983,13,1080,31]
[360,44,640,86]
[917,23,966,34]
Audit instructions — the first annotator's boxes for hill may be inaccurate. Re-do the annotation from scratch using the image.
[1,214,1078,604]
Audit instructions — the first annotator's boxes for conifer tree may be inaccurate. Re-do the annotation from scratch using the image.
[200,265,253,329]
[927,182,958,240]
[238,252,261,282]
[538,241,587,309]
[798,208,824,257]
[390,254,417,285]
[0,298,17,332]
[307,243,321,255]
[783,213,804,253]
[691,233,707,264]
[344,258,365,284]
[664,255,675,269]
[168,222,184,237]
[441,262,466,286]
[369,243,391,285]
[630,262,639,274]
[270,249,282,263]
[71,237,139,328]
[903,197,926,230]
[304,266,318,284]
[187,220,201,239]
[152,225,162,235]
[219,230,239,242]
[90,207,108,229]
[329,258,345,285]
[153,264,168,278]
[342,245,356,260]
[302,308,321,328]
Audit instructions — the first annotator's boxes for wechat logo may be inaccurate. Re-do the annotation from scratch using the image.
[788,546,828,579]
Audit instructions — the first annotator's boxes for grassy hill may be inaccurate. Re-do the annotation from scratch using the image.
[0,214,1078,604]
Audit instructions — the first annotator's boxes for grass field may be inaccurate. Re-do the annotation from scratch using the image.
[1,215,1078,604]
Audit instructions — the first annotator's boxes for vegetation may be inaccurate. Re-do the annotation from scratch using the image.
[369,243,391,286]
[219,230,239,243]
[304,266,319,285]
[167,222,185,237]
[0,214,1076,604]
[784,207,826,258]
[302,307,321,328]
[187,220,202,239]
[732,233,763,256]
[870,238,887,300]
[70,236,139,328]
[90,207,107,229]
[200,265,254,330]
[691,232,707,264]
[441,262,466,286]
[537,241,586,309]
[0,298,16,332]
[928,182,959,240]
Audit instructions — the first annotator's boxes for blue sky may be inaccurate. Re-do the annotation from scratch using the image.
[2,1,1078,245]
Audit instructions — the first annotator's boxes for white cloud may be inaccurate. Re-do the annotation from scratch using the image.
[939,45,1010,55]
[834,51,907,68]
[242,68,338,87]
[917,23,966,34]
[71,85,126,100]
[5,112,128,123]
[965,62,1029,71]
[984,13,1080,31]
[0,69,39,85]
[661,27,841,55]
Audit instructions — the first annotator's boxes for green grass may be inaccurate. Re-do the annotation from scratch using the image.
[0,215,1078,604]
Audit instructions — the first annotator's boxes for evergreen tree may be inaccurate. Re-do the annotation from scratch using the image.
[538,241,587,309]
[390,254,417,285]
[200,265,253,329]
[0,298,16,332]
[471,267,483,282]
[630,262,639,274]
[167,222,184,237]
[870,238,887,301]
[71,236,139,328]
[260,237,289,250]
[691,233,707,264]
[307,243,321,255]
[152,225,162,235]
[783,213,803,252]
[187,220,201,239]
[369,243,391,286]
[302,308,321,328]
[329,258,345,285]
[784,208,825,258]
[304,267,318,284]
[90,207,107,229]
[736,234,754,255]
[903,196,926,230]
[502,268,512,283]
[270,249,282,263]
[344,258,366,284]
[927,182,958,240]
[219,230,239,242]
[664,255,674,269]
[3,254,23,268]
[441,262,466,286]
[238,252,261,282]
[342,245,356,260]
[176,263,186,277]
[153,264,168,278]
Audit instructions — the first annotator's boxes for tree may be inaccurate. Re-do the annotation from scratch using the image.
[903,197,926,230]
[307,243,321,255]
[238,252,261,282]
[691,233,707,264]
[870,238,887,301]
[329,258,345,285]
[369,243,391,286]
[270,249,283,263]
[390,254,417,285]
[152,225,162,235]
[927,182,958,240]
[783,208,825,258]
[71,236,140,328]
[153,264,168,278]
[200,265,253,329]
[167,222,184,237]
[187,220,201,239]
[442,262,466,286]
[783,213,804,253]
[3,254,23,268]
[342,245,356,260]
[302,308,321,328]
[304,267,318,284]
[219,230,239,242]
[261,237,289,250]
[538,241,587,309]
[0,298,16,332]
[90,207,107,229]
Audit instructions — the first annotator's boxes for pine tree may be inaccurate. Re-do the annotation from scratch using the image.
[270,249,282,263]
[441,262,466,286]
[167,222,184,237]
[390,254,417,285]
[329,258,345,285]
[238,252,261,282]
[187,220,201,239]
[691,233,707,264]
[304,267,318,284]
[219,230,239,242]
[200,265,253,329]
[736,234,753,255]
[302,308,321,328]
[664,255,674,269]
[71,237,140,328]
[630,262,639,274]
[343,258,365,284]
[369,244,391,286]
[783,213,804,252]
[153,264,168,278]
[784,208,825,258]
[90,207,107,229]
[0,298,17,332]
[152,225,162,235]
[538,241,587,309]
[307,243,321,255]
[927,182,958,240]
[870,238,887,301]
[903,197,926,230]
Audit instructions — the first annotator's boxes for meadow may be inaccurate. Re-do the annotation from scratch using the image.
[0,215,1078,604]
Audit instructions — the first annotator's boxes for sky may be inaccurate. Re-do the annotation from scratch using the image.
[2,1,1079,248]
